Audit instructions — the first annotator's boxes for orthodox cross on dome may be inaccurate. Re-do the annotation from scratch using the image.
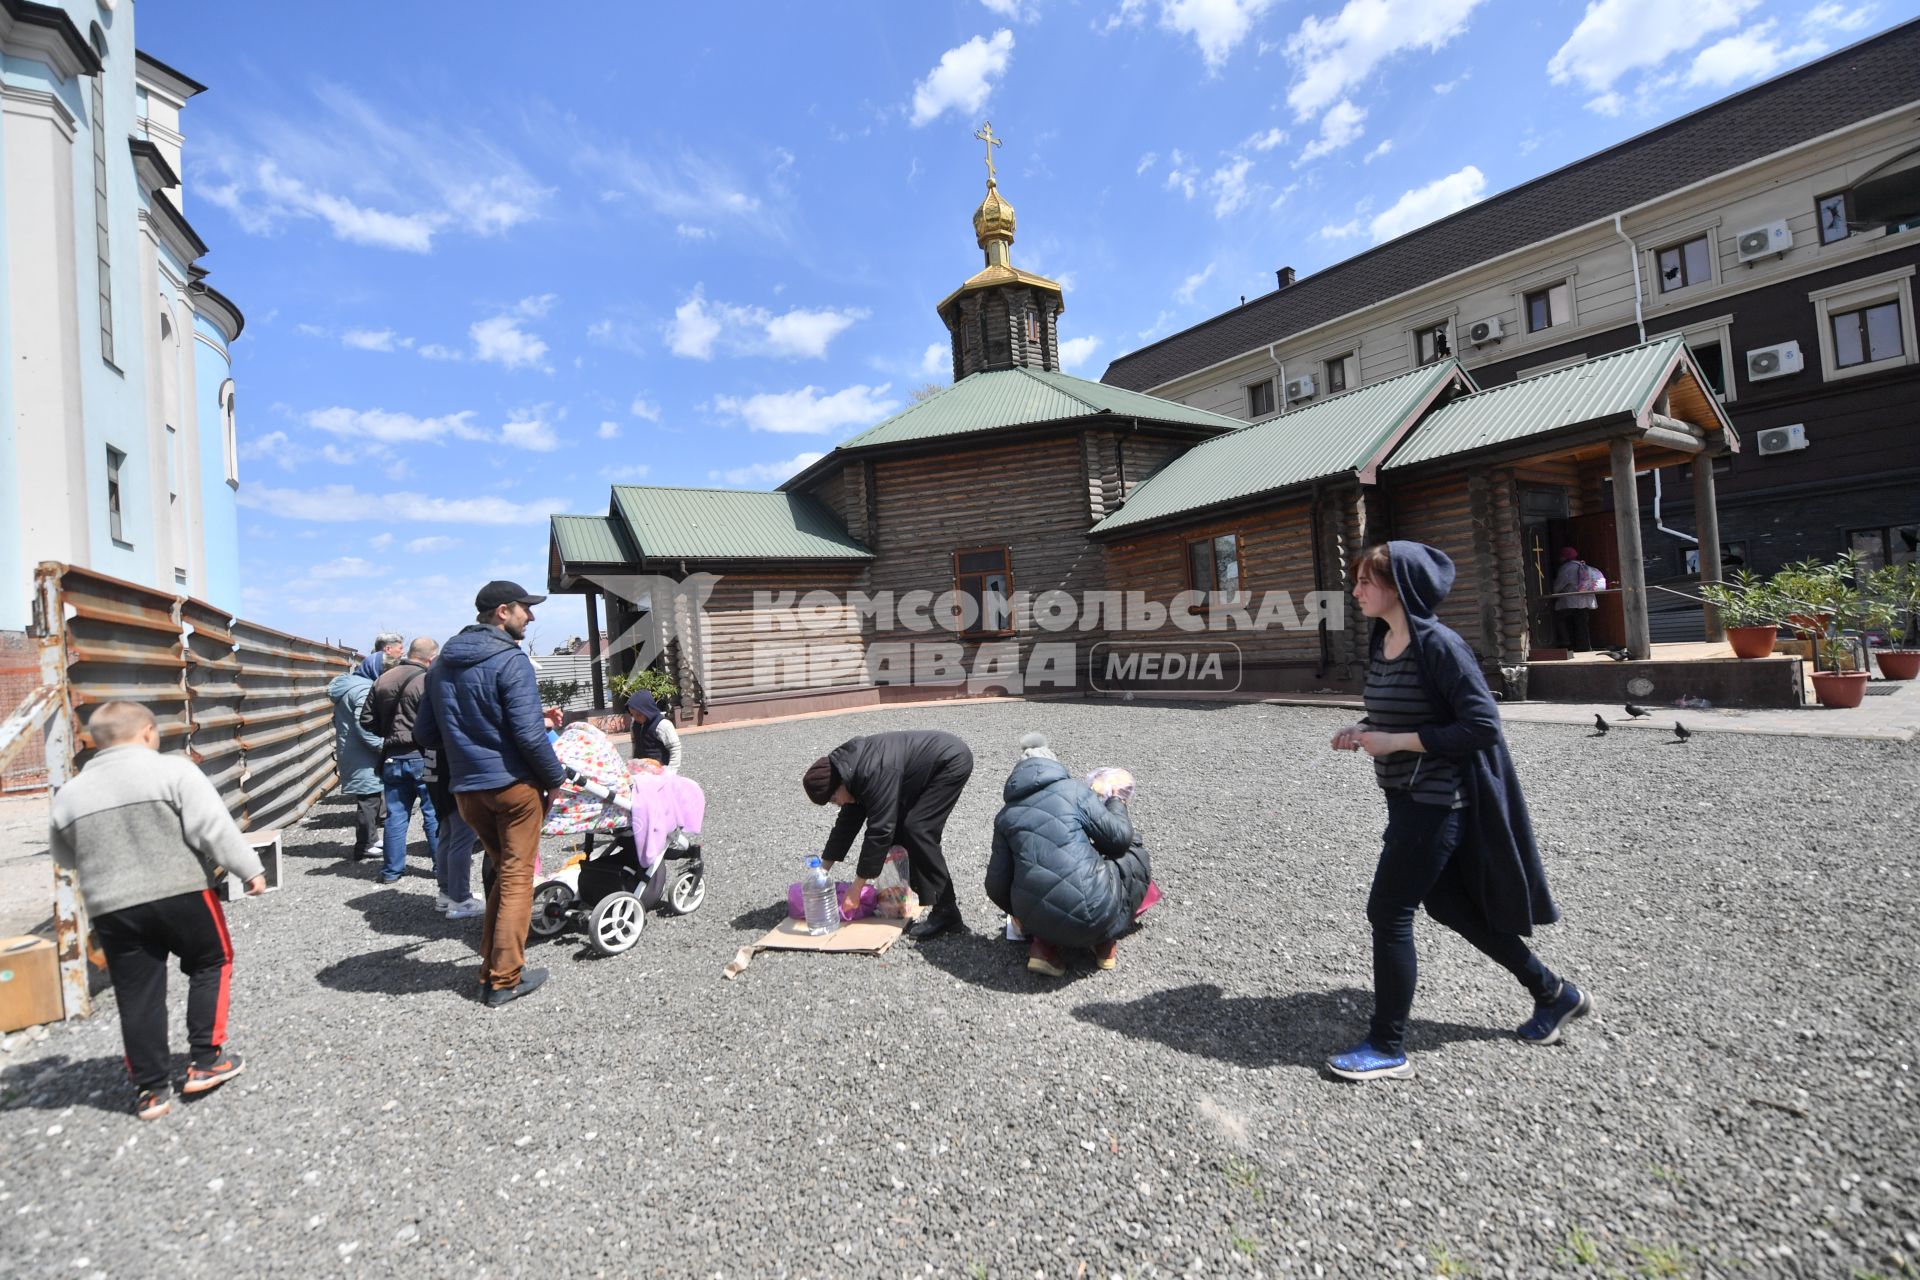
[974,121,1003,187]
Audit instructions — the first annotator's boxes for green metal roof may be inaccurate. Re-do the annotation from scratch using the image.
[1090,361,1469,536]
[1383,338,1688,471]
[607,486,873,561]
[550,514,634,565]
[834,366,1245,452]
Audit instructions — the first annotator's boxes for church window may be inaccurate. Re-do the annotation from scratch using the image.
[107,446,128,545]
[90,25,114,366]
[953,547,1014,637]
[221,380,239,486]
[1245,379,1275,418]
[1186,533,1243,609]
[1025,310,1040,346]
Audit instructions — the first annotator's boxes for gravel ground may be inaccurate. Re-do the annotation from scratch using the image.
[2,700,1916,1279]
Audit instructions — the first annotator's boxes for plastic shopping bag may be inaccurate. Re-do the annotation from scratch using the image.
[870,845,919,919]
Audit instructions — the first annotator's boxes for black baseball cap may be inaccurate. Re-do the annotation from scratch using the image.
[475,580,546,613]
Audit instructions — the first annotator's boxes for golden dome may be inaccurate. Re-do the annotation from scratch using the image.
[973,182,1016,247]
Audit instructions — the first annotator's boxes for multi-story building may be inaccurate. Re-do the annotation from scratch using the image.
[1,0,244,636]
[1101,22,1920,609]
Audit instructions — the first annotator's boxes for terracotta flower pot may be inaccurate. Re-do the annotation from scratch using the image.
[1811,670,1870,709]
[1875,649,1920,681]
[1786,612,1831,636]
[1726,625,1778,659]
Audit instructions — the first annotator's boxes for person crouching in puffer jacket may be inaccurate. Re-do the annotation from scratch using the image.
[985,733,1156,977]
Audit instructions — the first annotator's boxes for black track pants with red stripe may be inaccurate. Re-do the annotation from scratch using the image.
[92,889,235,1089]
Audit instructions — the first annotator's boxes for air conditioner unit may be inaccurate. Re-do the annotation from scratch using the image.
[1746,341,1803,381]
[1755,423,1808,456]
[1735,219,1793,264]
[1466,317,1505,345]
[1285,374,1317,401]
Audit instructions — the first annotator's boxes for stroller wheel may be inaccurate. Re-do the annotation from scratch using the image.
[528,880,575,939]
[587,891,644,956]
[666,868,706,915]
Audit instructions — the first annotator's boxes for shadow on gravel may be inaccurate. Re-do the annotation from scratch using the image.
[0,1053,130,1114]
[729,904,788,933]
[313,942,476,998]
[339,889,477,944]
[917,929,1106,991]
[1071,983,1508,1070]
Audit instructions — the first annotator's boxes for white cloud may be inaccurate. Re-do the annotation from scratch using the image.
[980,0,1036,17]
[1685,21,1824,89]
[598,421,622,440]
[1369,164,1486,243]
[910,30,1015,127]
[1163,149,1199,199]
[1206,156,1256,217]
[416,343,462,361]
[1804,2,1874,33]
[196,84,548,254]
[667,286,866,361]
[711,383,900,434]
[1246,127,1288,152]
[1364,139,1394,163]
[675,223,713,241]
[236,484,564,525]
[1433,75,1466,93]
[922,343,948,375]
[1547,0,1758,99]
[309,556,381,580]
[708,451,827,487]
[304,405,559,452]
[1161,0,1276,70]
[470,298,552,372]
[1319,218,1363,239]
[368,533,394,551]
[1285,0,1486,120]
[1297,99,1367,165]
[570,137,780,241]
[1175,263,1216,304]
[630,397,663,422]
[342,328,408,352]
[238,430,309,469]
[599,464,653,481]
[1097,0,1149,35]
[497,413,560,452]
[405,536,458,554]
[1136,151,1158,175]
[1058,335,1102,371]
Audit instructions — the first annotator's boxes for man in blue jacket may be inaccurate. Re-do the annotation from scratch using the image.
[414,581,566,1007]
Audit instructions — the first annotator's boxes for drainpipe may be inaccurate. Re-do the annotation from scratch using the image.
[1652,469,1696,546]
[1269,343,1286,416]
[1309,482,1331,679]
[1613,213,1647,344]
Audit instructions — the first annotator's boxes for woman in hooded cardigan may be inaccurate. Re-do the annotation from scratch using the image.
[626,690,682,773]
[1327,541,1592,1081]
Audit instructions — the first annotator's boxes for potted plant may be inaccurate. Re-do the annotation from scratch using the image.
[1868,562,1920,681]
[1798,553,1874,708]
[609,667,680,717]
[1771,558,1836,642]
[1701,569,1782,659]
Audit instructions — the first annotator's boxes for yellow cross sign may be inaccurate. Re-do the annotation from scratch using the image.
[974,121,1003,186]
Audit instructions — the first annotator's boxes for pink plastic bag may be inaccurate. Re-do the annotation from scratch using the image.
[787,880,877,921]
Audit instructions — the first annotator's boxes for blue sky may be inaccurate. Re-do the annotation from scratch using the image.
[143,0,1916,653]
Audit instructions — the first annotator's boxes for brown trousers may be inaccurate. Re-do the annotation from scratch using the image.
[456,782,546,990]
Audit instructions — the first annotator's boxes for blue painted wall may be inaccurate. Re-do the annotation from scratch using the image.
[194,313,242,611]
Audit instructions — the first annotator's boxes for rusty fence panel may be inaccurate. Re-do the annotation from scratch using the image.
[32,562,354,1019]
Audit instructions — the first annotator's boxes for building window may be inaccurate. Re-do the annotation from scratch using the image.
[953,547,1013,636]
[1325,354,1350,394]
[90,28,113,366]
[1245,379,1275,418]
[1831,301,1904,369]
[1689,342,1728,398]
[1656,235,1712,294]
[1025,310,1040,346]
[1817,191,1852,245]
[1525,282,1571,333]
[1415,322,1451,366]
[1186,533,1242,604]
[106,446,128,545]
[1848,525,1918,573]
[220,380,239,486]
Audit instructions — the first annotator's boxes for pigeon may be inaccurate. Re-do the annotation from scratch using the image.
[1592,714,1610,735]
[1673,720,1692,743]
[1625,703,1651,719]
[1607,647,1632,662]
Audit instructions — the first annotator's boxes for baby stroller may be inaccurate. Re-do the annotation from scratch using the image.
[527,724,708,957]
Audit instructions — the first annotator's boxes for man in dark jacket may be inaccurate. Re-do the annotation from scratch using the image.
[363,636,441,885]
[803,729,973,940]
[414,582,566,1007]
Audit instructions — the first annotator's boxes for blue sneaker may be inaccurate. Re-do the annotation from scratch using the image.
[1517,980,1592,1045]
[1326,1040,1414,1081]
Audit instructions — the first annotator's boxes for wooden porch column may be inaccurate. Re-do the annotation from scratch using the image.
[1692,454,1726,642]
[1609,436,1653,660]
[584,591,606,709]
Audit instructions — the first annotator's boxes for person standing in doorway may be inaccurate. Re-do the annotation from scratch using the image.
[363,636,441,886]
[803,729,974,940]
[47,702,263,1120]
[1327,542,1591,1081]
[414,583,566,1007]
[1551,546,1599,652]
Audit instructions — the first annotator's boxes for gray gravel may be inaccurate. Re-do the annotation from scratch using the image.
[2,699,1917,1279]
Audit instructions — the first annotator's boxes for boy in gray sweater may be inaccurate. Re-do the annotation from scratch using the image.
[48,702,266,1120]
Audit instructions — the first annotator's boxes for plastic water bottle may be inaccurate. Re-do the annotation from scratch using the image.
[801,857,840,936]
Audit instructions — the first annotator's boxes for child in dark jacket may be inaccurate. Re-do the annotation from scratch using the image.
[1327,542,1591,1082]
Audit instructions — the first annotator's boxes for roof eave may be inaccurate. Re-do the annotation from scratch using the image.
[1383,411,1641,477]
[1356,365,1478,485]
[134,49,207,100]
[0,0,99,78]
[1090,473,1358,542]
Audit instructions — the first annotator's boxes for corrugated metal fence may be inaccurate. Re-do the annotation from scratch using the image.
[28,563,354,1021]
[529,652,602,711]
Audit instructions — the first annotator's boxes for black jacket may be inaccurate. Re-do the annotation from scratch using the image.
[821,729,971,878]
[361,659,430,762]
[985,757,1150,947]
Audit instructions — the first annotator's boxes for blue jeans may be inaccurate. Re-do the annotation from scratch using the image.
[380,756,440,879]
[1365,792,1557,1054]
[433,803,475,900]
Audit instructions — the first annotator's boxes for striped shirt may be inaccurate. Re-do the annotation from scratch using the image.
[1363,649,1463,809]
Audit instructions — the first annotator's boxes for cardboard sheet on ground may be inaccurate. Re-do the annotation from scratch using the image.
[722,917,905,978]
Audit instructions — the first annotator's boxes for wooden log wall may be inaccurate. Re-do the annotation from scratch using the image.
[693,570,869,701]
[1383,472,1489,655]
